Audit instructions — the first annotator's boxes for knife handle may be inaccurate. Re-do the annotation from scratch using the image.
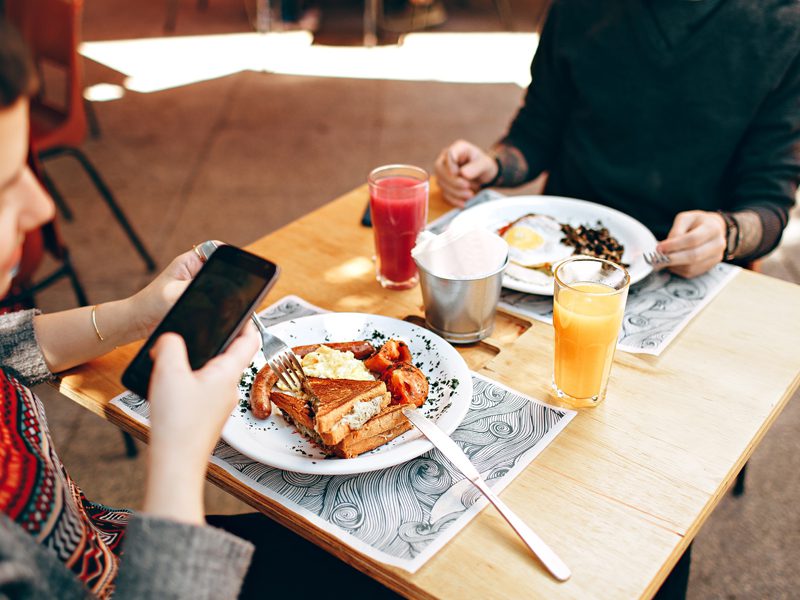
[472,478,571,582]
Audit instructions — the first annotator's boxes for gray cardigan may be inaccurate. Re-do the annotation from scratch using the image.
[0,310,254,599]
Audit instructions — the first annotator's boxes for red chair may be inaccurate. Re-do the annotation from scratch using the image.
[165,0,210,32]
[1,152,138,458]
[7,0,156,273]
[1,224,88,312]
[1,151,88,312]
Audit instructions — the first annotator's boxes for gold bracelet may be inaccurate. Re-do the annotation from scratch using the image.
[91,305,105,342]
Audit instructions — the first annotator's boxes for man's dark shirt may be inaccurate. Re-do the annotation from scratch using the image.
[647,0,723,49]
[502,0,800,256]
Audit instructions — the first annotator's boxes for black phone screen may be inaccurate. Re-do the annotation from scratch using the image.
[122,245,278,397]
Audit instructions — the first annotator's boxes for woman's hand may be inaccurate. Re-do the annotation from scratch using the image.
[434,140,498,207]
[129,249,205,339]
[34,247,216,373]
[657,210,727,278]
[143,326,260,524]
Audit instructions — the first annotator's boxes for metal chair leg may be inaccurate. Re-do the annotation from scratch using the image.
[165,0,179,31]
[494,0,514,30]
[122,431,139,458]
[733,463,747,497]
[254,0,271,32]
[365,0,379,46]
[62,251,89,307]
[84,98,102,139]
[39,146,157,273]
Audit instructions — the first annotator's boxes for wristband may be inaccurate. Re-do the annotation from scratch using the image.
[717,210,740,261]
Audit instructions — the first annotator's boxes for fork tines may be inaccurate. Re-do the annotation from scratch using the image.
[643,250,671,266]
[268,351,306,392]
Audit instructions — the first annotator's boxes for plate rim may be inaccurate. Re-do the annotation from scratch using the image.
[221,312,473,475]
[450,194,657,296]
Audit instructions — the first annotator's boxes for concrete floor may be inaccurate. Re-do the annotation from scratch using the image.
[26,0,800,597]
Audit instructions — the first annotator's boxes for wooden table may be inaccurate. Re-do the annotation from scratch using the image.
[57,182,800,599]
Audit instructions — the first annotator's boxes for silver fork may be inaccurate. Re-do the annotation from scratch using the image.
[643,250,671,267]
[250,314,307,392]
[194,240,306,392]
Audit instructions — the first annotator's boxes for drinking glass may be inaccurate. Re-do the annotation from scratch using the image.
[368,165,429,290]
[552,256,630,408]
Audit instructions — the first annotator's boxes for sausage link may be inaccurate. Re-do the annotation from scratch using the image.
[250,365,278,419]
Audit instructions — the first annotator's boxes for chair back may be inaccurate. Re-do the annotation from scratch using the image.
[6,0,88,150]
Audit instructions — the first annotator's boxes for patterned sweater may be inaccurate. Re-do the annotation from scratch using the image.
[0,310,253,599]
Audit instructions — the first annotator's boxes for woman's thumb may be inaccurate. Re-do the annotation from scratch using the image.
[150,332,190,375]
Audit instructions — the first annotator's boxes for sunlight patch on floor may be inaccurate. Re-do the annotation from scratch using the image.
[80,31,537,93]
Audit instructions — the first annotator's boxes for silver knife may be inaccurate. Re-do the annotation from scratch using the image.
[402,406,571,582]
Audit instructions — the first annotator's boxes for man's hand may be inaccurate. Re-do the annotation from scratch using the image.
[657,210,727,278]
[434,140,498,207]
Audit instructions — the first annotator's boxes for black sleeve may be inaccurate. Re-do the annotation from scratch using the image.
[728,49,800,258]
[500,0,572,181]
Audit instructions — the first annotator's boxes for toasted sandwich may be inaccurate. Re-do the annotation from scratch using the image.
[332,404,412,459]
[270,380,412,458]
[306,377,390,445]
[270,391,319,443]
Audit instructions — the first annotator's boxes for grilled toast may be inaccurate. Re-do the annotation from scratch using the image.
[271,387,412,457]
[306,377,390,445]
[332,404,412,459]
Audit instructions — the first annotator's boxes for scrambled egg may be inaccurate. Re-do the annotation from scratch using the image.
[301,345,374,381]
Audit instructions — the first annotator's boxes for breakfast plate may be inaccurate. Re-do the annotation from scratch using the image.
[449,195,657,296]
[222,313,473,475]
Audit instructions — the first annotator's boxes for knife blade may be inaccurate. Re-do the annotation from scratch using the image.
[402,406,571,582]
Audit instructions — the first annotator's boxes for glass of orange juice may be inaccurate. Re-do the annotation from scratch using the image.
[552,257,630,408]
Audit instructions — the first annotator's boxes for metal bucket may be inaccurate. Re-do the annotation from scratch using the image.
[414,254,509,343]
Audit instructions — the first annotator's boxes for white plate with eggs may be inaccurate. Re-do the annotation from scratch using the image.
[449,195,657,296]
[222,313,472,475]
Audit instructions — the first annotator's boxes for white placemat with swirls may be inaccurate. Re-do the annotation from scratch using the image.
[110,295,575,572]
[499,263,740,356]
[428,191,741,356]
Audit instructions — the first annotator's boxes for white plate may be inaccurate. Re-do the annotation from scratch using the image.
[450,195,657,296]
[222,313,472,475]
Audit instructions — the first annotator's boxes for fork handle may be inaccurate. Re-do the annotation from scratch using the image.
[251,313,267,333]
[472,478,571,581]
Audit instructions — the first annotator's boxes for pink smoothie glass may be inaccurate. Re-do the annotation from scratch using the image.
[368,165,429,290]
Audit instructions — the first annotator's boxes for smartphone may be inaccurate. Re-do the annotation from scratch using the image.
[122,245,279,397]
[361,201,372,227]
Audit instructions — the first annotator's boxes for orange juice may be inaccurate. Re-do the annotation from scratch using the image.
[553,281,626,403]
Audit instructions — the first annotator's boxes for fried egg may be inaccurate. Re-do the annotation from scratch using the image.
[500,214,574,268]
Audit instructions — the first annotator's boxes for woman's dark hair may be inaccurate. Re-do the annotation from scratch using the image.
[0,20,37,107]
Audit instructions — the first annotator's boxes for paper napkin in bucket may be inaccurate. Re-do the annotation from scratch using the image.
[412,225,508,279]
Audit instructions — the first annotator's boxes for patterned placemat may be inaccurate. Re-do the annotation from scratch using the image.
[428,191,741,356]
[110,296,575,572]
[500,263,740,356]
